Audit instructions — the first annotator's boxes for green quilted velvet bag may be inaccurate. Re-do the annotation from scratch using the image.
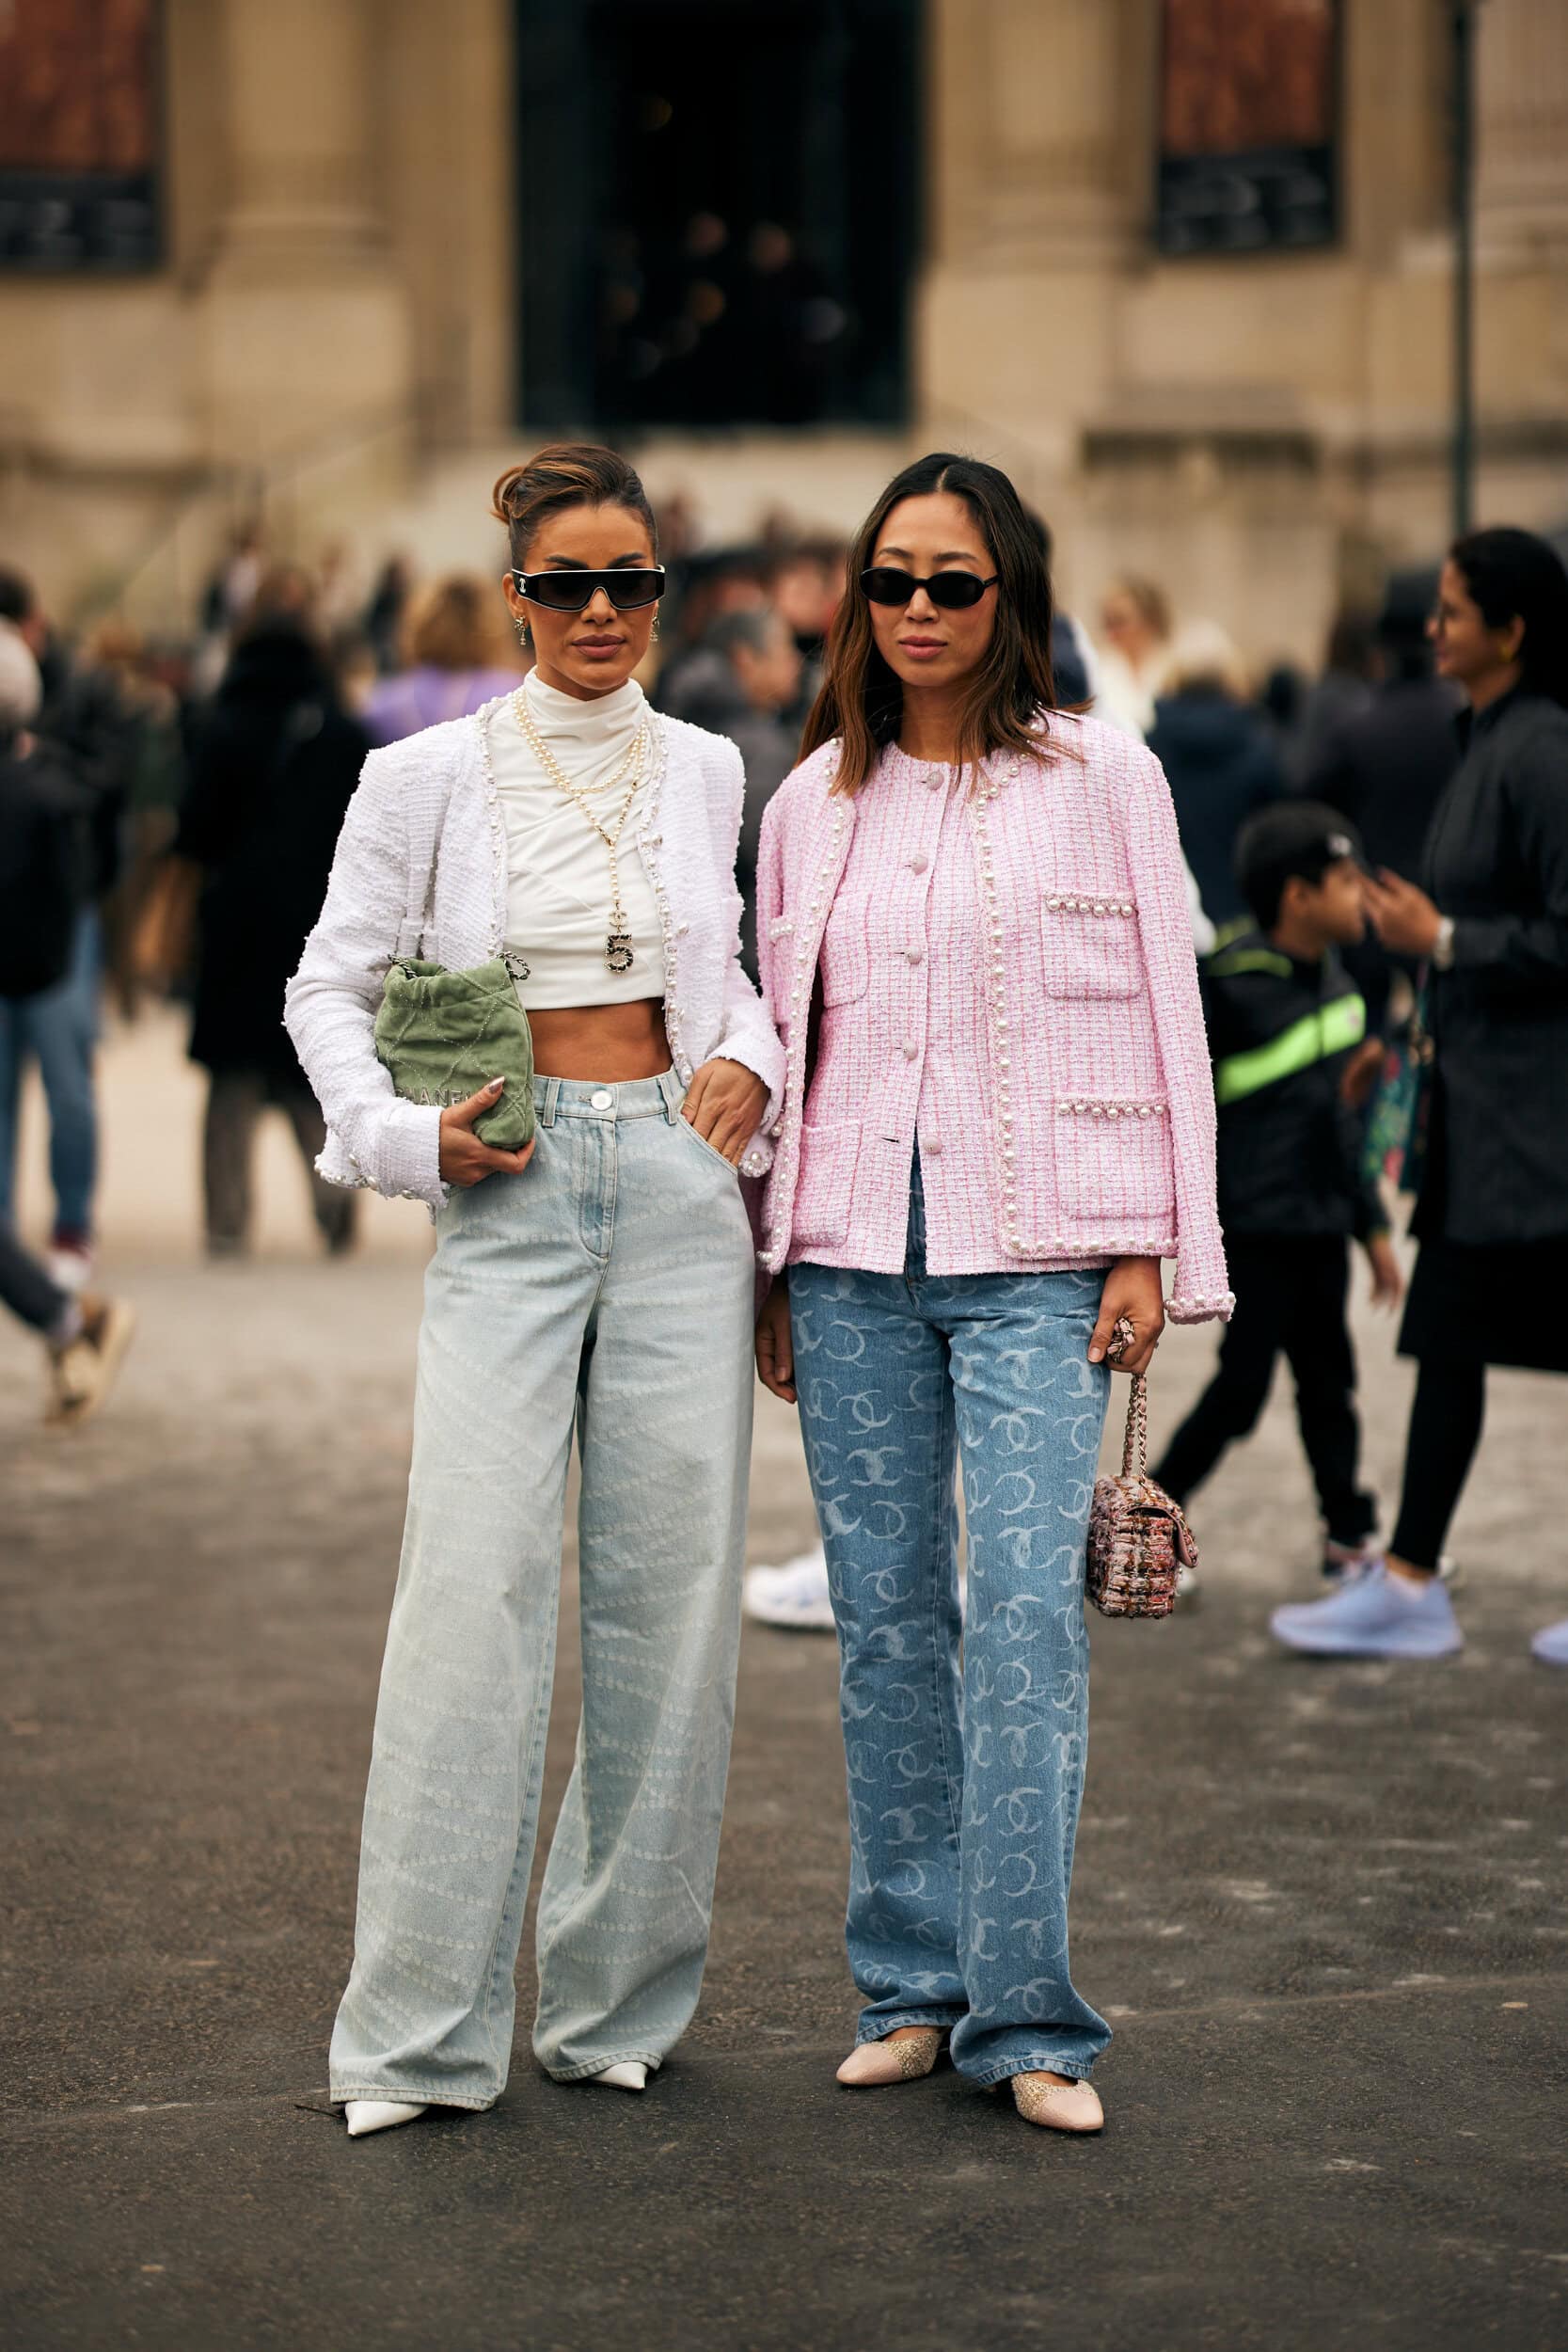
[373,956,536,1152]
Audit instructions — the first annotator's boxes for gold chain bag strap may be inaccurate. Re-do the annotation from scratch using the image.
[1085,1318,1197,1619]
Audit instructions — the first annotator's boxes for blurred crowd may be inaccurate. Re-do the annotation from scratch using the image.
[0,495,1464,1420]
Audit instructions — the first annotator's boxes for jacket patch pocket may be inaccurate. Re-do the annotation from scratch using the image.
[1041,891,1141,1000]
[1053,1099,1173,1224]
[790,1122,862,1248]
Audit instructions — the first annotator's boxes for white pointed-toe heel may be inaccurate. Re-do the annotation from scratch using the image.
[591,2062,647,2091]
[344,2099,429,2137]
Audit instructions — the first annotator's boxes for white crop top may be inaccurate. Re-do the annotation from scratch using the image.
[488,670,667,1009]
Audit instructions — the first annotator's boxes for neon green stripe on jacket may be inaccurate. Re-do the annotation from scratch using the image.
[1212,994,1367,1106]
[1205,946,1294,981]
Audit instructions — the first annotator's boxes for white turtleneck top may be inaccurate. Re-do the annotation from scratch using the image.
[488,670,666,1009]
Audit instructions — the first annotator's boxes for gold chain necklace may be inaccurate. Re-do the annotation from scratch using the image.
[514,688,647,975]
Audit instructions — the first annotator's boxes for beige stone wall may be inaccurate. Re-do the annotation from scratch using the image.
[0,0,514,624]
[923,0,1568,664]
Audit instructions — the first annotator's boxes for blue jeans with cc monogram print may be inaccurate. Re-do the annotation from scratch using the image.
[789,1161,1113,2086]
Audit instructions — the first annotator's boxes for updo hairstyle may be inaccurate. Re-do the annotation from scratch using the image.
[491,443,658,571]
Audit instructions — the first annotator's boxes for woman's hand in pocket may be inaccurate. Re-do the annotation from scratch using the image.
[1088,1256,1165,1375]
[438,1077,536,1188]
[683,1058,769,1165]
[755,1279,797,1404]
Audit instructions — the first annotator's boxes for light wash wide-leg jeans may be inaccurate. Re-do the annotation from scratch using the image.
[789,1161,1113,2089]
[330,1071,755,2110]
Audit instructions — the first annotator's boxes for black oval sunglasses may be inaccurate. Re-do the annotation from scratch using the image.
[861,566,999,611]
[512,566,666,612]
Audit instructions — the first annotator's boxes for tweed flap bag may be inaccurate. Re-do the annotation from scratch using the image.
[374,954,536,1152]
[1085,1319,1196,1619]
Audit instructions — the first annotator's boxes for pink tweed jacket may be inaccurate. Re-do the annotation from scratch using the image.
[753,717,1233,1322]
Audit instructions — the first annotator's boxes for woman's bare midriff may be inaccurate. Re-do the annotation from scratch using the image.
[528,997,673,1083]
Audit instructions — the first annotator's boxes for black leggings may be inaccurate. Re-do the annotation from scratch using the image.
[1387,1358,1486,1571]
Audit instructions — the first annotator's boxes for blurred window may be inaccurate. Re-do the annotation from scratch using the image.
[516,0,920,428]
[1156,0,1339,258]
[0,0,161,270]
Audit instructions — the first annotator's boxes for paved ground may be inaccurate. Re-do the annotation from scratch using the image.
[3,1013,1566,2351]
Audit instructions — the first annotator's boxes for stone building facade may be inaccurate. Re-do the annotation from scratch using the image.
[0,0,514,620]
[1,0,1564,665]
[922,0,1568,652]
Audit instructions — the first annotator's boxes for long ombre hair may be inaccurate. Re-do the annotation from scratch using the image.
[800,453,1062,792]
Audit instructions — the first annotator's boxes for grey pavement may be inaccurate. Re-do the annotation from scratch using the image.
[3,1012,1566,2351]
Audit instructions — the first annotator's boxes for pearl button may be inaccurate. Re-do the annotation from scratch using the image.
[926,773,944,792]
[590,1089,613,1110]
[924,1138,943,1157]
[906,946,925,964]
[910,852,928,873]
[903,1041,919,1059]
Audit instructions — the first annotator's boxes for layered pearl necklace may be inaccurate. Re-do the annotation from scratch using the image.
[512,685,649,976]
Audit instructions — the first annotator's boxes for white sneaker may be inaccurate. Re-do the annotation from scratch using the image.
[743,1549,835,1631]
[1323,1540,1462,1591]
[1530,1617,1568,1667]
[1271,1563,1464,1660]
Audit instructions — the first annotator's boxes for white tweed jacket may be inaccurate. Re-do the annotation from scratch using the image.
[284,697,785,1211]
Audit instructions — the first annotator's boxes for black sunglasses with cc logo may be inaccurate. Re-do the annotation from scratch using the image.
[511,566,667,612]
[861,566,1000,611]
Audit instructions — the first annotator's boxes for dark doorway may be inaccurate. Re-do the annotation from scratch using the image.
[515,0,921,431]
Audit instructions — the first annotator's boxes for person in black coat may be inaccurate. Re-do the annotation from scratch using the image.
[0,622,137,1418]
[0,565,138,1284]
[1148,627,1287,934]
[1301,575,1463,1036]
[177,617,369,1256]
[661,606,802,983]
[1273,528,1568,1665]
[1288,609,1378,789]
